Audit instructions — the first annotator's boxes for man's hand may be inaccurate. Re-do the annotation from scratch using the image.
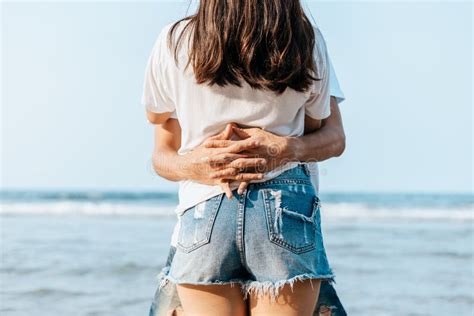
[152,98,345,197]
[210,113,326,194]
[182,123,303,197]
[180,124,267,198]
[203,125,302,194]
[229,126,298,194]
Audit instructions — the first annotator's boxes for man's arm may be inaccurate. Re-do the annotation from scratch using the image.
[288,97,346,162]
[150,119,184,182]
[227,97,345,167]
[151,120,266,198]
[152,97,345,184]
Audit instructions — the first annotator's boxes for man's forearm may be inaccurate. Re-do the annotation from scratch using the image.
[152,148,191,182]
[286,99,346,162]
[152,98,345,181]
[151,120,194,182]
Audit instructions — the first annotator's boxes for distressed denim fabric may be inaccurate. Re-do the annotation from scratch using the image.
[149,247,347,316]
[149,164,347,315]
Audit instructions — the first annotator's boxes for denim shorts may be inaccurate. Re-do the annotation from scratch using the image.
[159,164,334,302]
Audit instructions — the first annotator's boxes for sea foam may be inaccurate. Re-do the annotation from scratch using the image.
[1,200,472,221]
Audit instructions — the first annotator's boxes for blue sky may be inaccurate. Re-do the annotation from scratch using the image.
[1,1,472,193]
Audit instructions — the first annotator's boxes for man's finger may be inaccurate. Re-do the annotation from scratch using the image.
[203,139,233,148]
[232,125,264,139]
[219,182,233,199]
[210,168,238,179]
[210,169,264,181]
[237,182,249,195]
[207,153,249,166]
[225,138,261,153]
[226,173,264,181]
[228,158,267,170]
[208,123,235,141]
[206,137,260,152]
[231,126,250,139]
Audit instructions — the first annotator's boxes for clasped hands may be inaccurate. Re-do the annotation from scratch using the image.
[181,123,294,198]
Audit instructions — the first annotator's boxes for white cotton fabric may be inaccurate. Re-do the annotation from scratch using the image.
[142,21,343,215]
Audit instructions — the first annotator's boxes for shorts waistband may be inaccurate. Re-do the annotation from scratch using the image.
[249,163,312,189]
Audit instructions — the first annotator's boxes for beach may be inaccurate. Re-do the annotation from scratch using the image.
[1,192,473,315]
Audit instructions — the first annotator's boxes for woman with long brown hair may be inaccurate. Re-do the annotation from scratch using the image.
[142,1,343,315]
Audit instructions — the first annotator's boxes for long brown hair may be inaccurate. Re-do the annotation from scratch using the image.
[168,0,319,94]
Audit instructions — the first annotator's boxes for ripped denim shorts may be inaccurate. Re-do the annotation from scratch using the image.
[159,164,334,302]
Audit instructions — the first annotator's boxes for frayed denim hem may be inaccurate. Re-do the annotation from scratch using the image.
[158,271,335,304]
[158,274,248,293]
[242,274,335,303]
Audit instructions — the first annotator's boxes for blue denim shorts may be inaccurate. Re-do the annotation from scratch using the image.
[159,164,334,302]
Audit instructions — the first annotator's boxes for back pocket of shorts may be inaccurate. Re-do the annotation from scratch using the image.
[262,188,319,254]
[177,194,224,253]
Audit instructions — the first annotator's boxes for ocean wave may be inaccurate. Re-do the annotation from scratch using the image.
[0,201,177,216]
[322,203,473,221]
[7,288,93,298]
[0,191,177,202]
[1,201,472,221]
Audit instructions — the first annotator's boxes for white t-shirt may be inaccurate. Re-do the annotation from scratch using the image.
[142,21,344,215]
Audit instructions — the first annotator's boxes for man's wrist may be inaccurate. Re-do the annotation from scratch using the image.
[282,136,303,161]
[176,153,197,181]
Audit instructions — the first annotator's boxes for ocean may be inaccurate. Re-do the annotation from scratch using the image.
[1,191,473,316]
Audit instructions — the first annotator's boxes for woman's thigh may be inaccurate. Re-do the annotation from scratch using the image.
[249,279,321,316]
[177,284,247,316]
